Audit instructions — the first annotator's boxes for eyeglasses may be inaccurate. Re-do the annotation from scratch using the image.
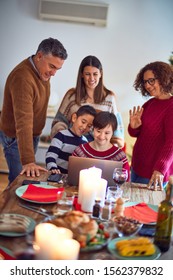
[143,77,158,86]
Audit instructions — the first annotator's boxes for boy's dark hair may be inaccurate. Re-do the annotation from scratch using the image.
[76,105,97,118]
[93,111,117,132]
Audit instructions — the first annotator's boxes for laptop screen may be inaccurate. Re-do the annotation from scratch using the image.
[68,156,123,186]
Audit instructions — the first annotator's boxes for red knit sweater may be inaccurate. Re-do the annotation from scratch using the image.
[72,142,130,180]
[128,96,173,182]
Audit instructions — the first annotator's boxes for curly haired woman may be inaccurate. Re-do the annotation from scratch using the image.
[128,61,173,190]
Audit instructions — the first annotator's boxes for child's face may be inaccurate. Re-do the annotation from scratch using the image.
[71,114,94,136]
[93,124,113,147]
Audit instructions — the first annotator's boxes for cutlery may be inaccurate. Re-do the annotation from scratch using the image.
[18,203,55,217]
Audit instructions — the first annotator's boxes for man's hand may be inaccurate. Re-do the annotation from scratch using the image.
[20,162,48,177]
[147,170,164,191]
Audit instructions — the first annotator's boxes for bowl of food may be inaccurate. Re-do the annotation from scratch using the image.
[112,216,143,237]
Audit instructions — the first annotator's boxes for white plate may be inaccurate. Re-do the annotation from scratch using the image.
[15,184,59,204]
[107,237,161,260]
[0,213,36,237]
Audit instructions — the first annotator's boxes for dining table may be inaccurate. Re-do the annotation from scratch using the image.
[0,171,172,260]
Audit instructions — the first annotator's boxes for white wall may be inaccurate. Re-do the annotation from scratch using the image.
[0,0,173,155]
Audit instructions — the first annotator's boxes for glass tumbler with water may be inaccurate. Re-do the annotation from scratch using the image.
[57,191,74,214]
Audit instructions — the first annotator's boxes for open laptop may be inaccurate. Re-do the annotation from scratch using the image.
[67,156,123,186]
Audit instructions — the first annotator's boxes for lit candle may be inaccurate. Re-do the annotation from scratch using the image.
[81,166,102,212]
[95,178,108,207]
[35,223,73,259]
[81,177,97,212]
[88,166,102,178]
[78,169,88,204]
[51,239,80,260]
[56,227,73,239]
[35,223,58,259]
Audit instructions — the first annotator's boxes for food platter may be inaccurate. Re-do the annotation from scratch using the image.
[107,237,161,260]
[80,222,110,252]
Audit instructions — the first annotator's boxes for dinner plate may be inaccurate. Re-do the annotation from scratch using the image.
[80,236,109,252]
[124,201,158,225]
[0,213,36,237]
[0,246,15,260]
[15,184,58,204]
[107,237,161,260]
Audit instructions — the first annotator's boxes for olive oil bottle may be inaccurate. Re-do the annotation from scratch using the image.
[154,176,173,252]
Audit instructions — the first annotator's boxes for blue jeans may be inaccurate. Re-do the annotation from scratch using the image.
[0,130,39,185]
[131,168,167,188]
[131,168,150,184]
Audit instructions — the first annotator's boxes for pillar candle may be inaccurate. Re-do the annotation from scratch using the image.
[56,227,73,239]
[81,177,97,212]
[35,223,58,259]
[88,166,102,178]
[51,239,80,260]
[95,178,108,207]
[81,166,102,212]
[35,223,73,259]
[78,169,88,204]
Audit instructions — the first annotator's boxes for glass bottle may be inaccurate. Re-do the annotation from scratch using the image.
[154,175,173,252]
[101,200,111,220]
[92,199,101,218]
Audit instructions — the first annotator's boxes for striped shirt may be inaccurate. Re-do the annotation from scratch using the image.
[46,129,87,173]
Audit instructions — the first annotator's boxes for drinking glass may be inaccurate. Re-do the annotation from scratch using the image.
[106,186,123,206]
[113,168,128,189]
[56,192,74,214]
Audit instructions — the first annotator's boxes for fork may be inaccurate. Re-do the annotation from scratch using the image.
[18,203,55,217]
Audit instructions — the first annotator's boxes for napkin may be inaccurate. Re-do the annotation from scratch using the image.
[21,184,64,202]
[124,202,158,224]
[0,248,16,260]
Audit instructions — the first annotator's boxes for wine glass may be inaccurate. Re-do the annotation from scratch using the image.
[113,168,128,189]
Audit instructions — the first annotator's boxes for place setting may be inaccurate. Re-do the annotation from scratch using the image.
[15,183,65,204]
[0,213,36,237]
